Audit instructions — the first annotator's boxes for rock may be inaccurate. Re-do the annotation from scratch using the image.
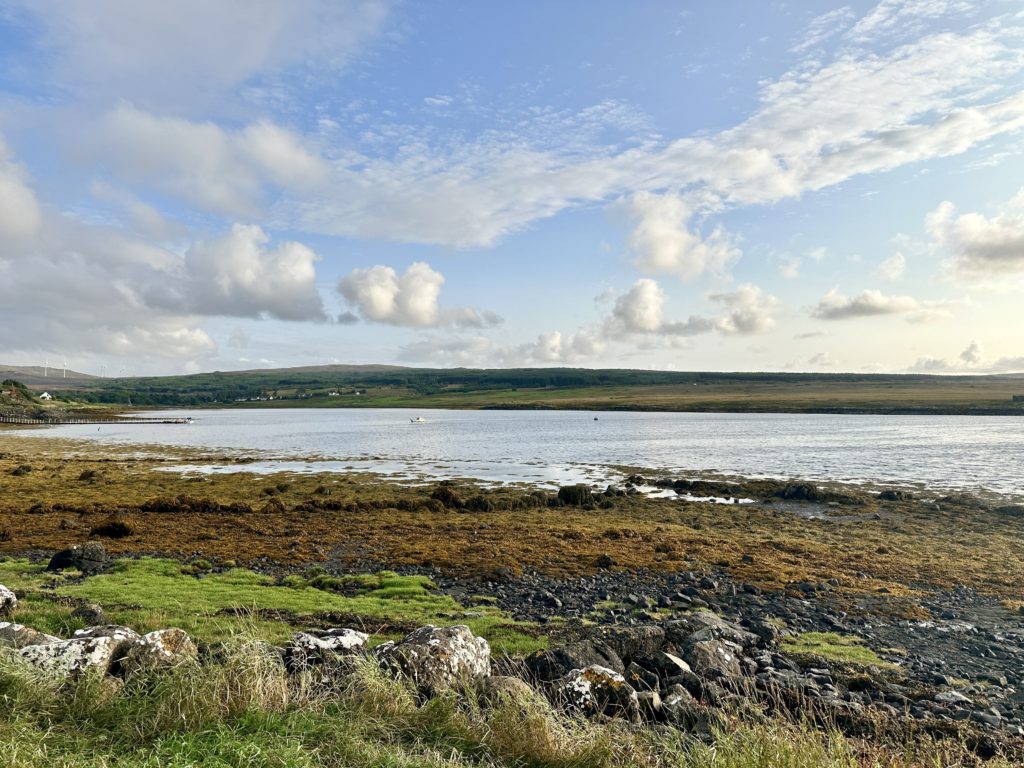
[122,628,197,675]
[779,483,825,502]
[636,689,662,721]
[430,485,462,508]
[557,485,594,506]
[625,661,659,691]
[593,625,666,662]
[285,628,369,671]
[686,639,743,679]
[0,621,59,649]
[878,489,913,502]
[936,690,973,705]
[377,625,490,695]
[18,636,120,678]
[596,554,615,568]
[0,584,16,617]
[665,611,759,649]
[641,650,692,679]
[526,640,624,681]
[480,675,547,710]
[46,541,108,574]
[551,665,639,721]
[70,603,108,626]
[662,689,725,735]
[72,625,141,663]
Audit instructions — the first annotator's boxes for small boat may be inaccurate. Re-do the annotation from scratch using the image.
[411,416,426,423]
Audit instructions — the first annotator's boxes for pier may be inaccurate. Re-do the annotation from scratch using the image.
[0,416,192,425]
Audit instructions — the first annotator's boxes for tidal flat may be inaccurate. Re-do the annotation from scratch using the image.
[2,432,1024,765]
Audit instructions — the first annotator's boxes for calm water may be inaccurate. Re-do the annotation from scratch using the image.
[17,408,1024,495]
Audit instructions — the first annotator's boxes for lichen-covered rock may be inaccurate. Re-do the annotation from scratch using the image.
[122,628,197,675]
[662,688,725,735]
[18,637,120,678]
[0,621,59,649]
[377,624,490,695]
[285,628,369,671]
[593,625,666,662]
[0,584,16,617]
[552,665,640,721]
[686,638,743,679]
[73,625,141,661]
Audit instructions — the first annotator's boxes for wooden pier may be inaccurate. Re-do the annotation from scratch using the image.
[0,416,192,426]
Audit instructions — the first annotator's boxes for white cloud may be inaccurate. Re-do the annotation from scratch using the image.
[874,252,907,280]
[624,192,740,279]
[812,287,920,319]
[0,137,42,239]
[338,261,501,328]
[927,189,1024,278]
[611,279,665,333]
[791,7,856,54]
[710,284,779,335]
[170,224,326,321]
[778,256,801,279]
[846,0,973,42]
[8,0,393,112]
[910,340,1024,373]
[77,105,327,217]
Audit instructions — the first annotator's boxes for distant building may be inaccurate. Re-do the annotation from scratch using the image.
[38,392,53,401]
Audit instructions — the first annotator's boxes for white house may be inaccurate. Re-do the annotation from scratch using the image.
[38,392,53,401]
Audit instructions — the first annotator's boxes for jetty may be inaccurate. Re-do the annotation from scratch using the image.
[0,416,192,426]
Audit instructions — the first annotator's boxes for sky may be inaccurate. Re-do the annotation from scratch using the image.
[0,1,1023,376]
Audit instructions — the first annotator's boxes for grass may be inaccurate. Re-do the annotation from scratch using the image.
[0,634,1011,768]
[781,632,895,668]
[0,557,543,655]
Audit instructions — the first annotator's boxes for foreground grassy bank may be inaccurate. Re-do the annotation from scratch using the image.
[2,632,1001,768]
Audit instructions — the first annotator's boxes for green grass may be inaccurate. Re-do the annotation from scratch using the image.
[0,557,543,655]
[781,632,894,668]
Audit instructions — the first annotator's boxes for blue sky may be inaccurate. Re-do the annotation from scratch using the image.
[0,0,1022,375]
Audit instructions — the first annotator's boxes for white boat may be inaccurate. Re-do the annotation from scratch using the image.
[411,416,426,423]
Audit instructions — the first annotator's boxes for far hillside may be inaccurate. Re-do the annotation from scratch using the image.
[6,363,1024,415]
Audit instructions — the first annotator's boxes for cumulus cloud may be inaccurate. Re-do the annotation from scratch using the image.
[171,224,326,321]
[927,189,1024,279]
[910,340,1024,373]
[874,252,907,280]
[398,329,605,367]
[709,284,779,335]
[338,262,501,328]
[610,279,665,333]
[624,192,740,279]
[0,137,42,239]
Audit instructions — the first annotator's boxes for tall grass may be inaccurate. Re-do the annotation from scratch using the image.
[0,634,1014,768]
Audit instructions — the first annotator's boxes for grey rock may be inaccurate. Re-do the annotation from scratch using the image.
[0,584,16,617]
[122,628,198,675]
[552,665,640,721]
[285,627,368,671]
[0,621,59,649]
[377,624,490,695]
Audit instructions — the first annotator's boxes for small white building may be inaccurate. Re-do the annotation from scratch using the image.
[38,392,53,401]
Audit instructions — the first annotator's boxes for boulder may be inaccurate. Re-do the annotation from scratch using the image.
[593,625,666,663]
[46,542,108,574]
[686,639,744,679]
[122,628,197,675]
[72,625,141,662]
[0,584,16,617]
[662,688,725,735]
[557,485,594,506]
[18,636,120,678]
[480,675,548,710]
[526,640,624,682]
[551,665,639,721]
[285,628,369,671]
[70,603,108,626]
[0,621,59,649]
[377,625,490,695]
[640,650,692,679]
[665,611,759,649]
